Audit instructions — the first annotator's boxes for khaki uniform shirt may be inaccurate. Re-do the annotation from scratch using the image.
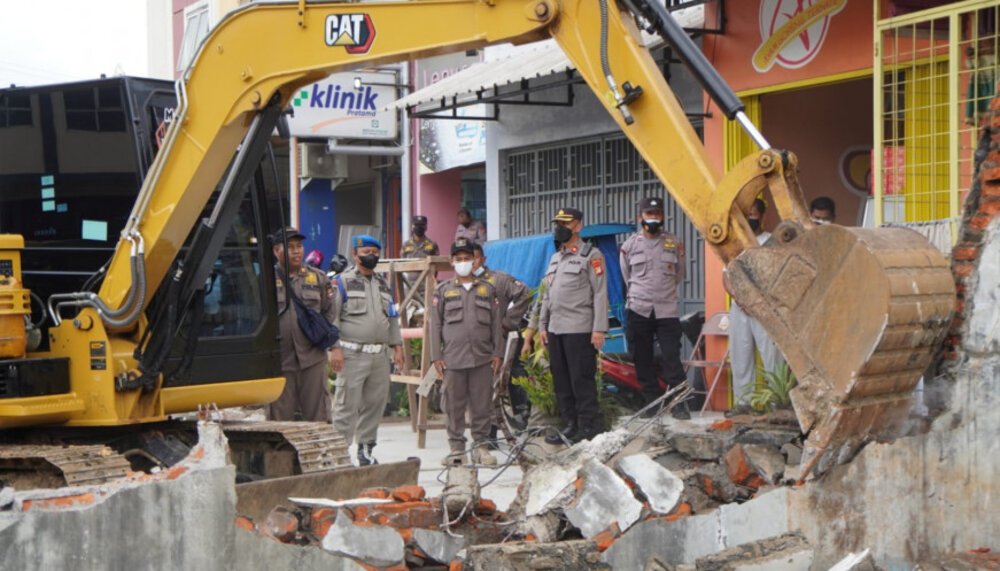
[454,220,486,245]
[275,265,337,370]
[619,231,686,319]
[428,278,502,369]
[539,242,609,335]
[400,236,440,258]
[330,267,403,346]
[478,266,532,333]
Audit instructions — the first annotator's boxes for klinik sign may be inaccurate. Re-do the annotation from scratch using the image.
[287,71,398,140]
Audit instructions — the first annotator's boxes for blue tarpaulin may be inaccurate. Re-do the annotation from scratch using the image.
[482,223,634,325]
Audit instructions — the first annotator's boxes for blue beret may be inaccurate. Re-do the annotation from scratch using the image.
[352,234,382,249]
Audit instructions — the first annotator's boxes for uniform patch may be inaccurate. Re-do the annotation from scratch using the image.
[424,243,435,251]
[275,278,283,288]
[679,242,685,256]
[305,272,318,285]
[403,245,414,253]
[590,257,604,276]
[477,285,488,296]
[444,290,460,298]
[664,238,677,249]
[432,296,439,307]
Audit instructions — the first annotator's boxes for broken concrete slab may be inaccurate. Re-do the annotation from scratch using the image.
[742,444,785,485]
[601,513,723,568]
[781,443,802,466]
[827,549,879,571]
[442,465,481,516]
[733,426,800,450]
[521,462,581,517]
[564,457,643,538]
[413,527,466,564]
[667,430,734,461]
[694,532,812,570]
[466,539,611,570]
[321,509,404,567]
[234,528,366,569]
[617,454,683,515]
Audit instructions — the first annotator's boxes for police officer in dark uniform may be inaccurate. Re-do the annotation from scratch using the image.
[620,197,690,419]
[271,227,338,422]
[400,215,440,258]
[428,238,503,466]
[538,207,609,444]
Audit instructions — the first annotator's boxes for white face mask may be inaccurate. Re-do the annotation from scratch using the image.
[473,266,485,277]
[453,261,474,277]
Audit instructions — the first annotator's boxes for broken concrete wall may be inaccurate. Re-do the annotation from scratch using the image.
[0,423,362,570]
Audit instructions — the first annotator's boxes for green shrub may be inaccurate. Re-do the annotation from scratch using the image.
[743,361,797,413]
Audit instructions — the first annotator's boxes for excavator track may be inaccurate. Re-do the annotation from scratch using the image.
[0,444,132,489]
[221,421,353,476]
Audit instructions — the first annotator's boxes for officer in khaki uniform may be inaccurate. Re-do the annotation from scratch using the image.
[429,238,503,466]
[400,215,440,258]
[329,235,406,466]
[538,207,609,444]
[471,242,532,335]
[271,227,338,422]
[620,197,690,419]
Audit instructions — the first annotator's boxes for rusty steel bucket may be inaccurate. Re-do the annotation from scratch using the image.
[725,224,955,476]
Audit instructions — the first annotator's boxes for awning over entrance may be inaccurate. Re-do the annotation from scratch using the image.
[386,4,707,119]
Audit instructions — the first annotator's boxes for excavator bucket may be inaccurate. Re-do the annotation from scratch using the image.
[725,224,955,475]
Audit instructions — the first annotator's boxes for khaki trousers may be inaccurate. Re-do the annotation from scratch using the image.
[270,359,331,422]
[443,363,493,452]
[332,350,391,445]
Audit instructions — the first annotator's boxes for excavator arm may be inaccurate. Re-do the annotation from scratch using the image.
[35,0,953,474]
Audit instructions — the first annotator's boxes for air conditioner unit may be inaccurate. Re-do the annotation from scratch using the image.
[299,142,348,180]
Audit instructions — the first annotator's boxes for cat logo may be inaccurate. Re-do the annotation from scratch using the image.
[324,13,376,54]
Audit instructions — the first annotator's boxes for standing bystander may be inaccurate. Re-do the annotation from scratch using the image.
[620,197,691,419]
[329,235,406,465]
[270,227,338,422]
[538,207,609,445]
[429,238,503,466]
[455,208,486,245]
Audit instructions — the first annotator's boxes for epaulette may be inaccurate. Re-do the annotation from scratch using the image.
[579,243,593,256]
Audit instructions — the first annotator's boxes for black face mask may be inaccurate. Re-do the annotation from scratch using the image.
[748,218,761,232]
[641,219,662,234]
[413,226,426,237]
[553,225,573,245]
[358,254,379,270]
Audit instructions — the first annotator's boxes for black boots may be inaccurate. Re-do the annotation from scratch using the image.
[357,442,378,466]
[544,421,577,445]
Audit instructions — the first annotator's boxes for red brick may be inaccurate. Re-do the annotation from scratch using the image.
[702,475,714,497]
[309,507,335,531]
[22,492,97,511]
[951,316,965,330]
[374,500,431,514]
[449,562,463,571]
[953,246,980,261]
[593,529,617,552]
[955,299,965,314]
[359,488,390,500]
[475,499,496,514]
[954,263,975,279]
[710,419,734,431]
[970,213,993,230]
[234,516,256,532]
[351,505,368,521]
[390,485,426,502]
[745,474,766,491]
[664,502,692,522]
[408,507,445,528]
[724,445,753,485]
[982,180,1000,197]
[979,197,1000,216]
[397,528,413,543]
[384,566,408,571]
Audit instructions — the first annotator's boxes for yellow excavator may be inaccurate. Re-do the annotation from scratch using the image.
[0,0,954,483]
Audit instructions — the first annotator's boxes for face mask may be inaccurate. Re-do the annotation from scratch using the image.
[748,218,761,232]
[454,261,473,277]
[413,226,426,237]
[473,266,485,277]
[641,219,662,234]
[553,225,573,245]
[461,220,471,228]
[358,254,379,270]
